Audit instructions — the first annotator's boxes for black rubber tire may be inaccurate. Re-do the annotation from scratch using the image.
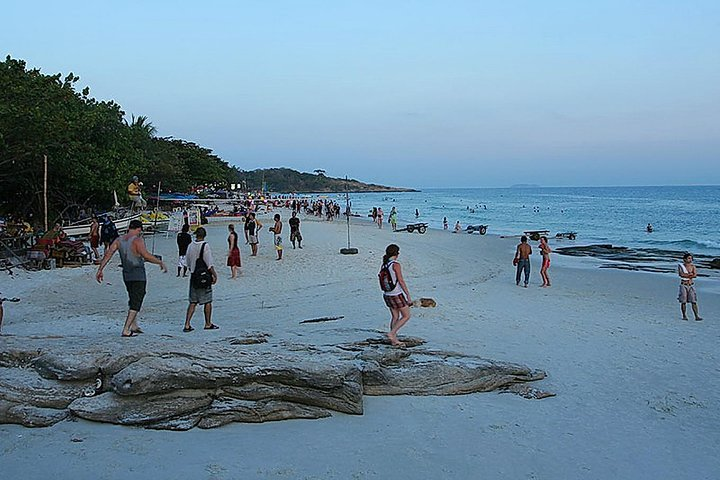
[418,226,427,234]
[530,233,540,241]
[569,234,576,240]
[407,226,414,233]
[340,247,358,255]
[479,226,487,235]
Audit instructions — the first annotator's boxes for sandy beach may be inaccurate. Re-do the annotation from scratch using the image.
[1,211,718,479]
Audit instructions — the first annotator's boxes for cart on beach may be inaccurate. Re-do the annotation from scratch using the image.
[524,230,550,241]
[555,231,577,240]
[397,222,428,234]
[465,224,488,235]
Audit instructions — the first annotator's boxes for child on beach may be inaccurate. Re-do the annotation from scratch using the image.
[539,236,551,287]
[379,244,412,347]
[678,253,702,321]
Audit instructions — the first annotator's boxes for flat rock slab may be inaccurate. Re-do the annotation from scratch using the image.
[0,334,549,430]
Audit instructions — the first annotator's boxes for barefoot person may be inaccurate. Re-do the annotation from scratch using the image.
[244,212,262,256]
[96,219,166,337]
[89,215,100,262]
[176,223,192,277]
[183,227,219,332]
[678,253,702,321]
[289,211,303,249]
[227,224,241,278]
[514,235,532,287]
[270,213,283,260]
[539,236,552,287]
[379,244,412,347]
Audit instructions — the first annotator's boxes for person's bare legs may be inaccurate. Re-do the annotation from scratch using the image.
[540,266,550,287]
[122,310,139,336]
[203,303,213,328]
[388,306,411,346]
[680,303,689,320]
[185,303,197,330]
[231,265,238,279]
[692,303,702,321]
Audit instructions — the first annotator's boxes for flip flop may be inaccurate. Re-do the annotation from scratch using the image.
[183,326,194,332]
[131,328,144,334]
[204,324,219,330]
[121,332,136,337]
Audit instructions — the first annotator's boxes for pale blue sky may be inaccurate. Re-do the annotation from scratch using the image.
[3,1,719,188]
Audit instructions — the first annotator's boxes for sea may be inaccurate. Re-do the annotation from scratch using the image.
[337,185,720,259]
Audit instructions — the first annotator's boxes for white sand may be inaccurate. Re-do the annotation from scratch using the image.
[1,211,718,479]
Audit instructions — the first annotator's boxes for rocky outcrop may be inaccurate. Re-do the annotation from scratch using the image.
[556,245,719,274]
[0,334,548,430]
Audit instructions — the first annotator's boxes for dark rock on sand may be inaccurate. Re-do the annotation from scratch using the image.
[0,335,548,430]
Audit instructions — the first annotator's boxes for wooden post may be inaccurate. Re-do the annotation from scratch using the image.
[43,155,48,231]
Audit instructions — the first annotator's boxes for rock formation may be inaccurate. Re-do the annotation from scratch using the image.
[0,334,547,430]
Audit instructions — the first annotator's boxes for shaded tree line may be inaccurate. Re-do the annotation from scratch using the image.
[0,56,238,223]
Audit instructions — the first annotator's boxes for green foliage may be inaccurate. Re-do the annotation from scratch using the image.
[236,168,409,193]
[0,56,235,222]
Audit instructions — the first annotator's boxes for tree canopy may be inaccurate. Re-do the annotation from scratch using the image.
[0,56,237,223]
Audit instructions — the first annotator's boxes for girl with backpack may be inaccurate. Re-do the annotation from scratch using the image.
[378,244,412,347]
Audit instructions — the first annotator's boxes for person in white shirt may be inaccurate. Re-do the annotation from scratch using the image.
[183,227,219,332]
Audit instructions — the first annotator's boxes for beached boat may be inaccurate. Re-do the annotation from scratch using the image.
[63,212,142,238]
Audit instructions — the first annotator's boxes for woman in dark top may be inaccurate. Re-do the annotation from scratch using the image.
[227,224,241,279]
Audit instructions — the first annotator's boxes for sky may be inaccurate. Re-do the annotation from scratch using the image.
[3,1,719,189]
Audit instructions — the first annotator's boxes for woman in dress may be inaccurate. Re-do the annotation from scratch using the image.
[227,224,241,279]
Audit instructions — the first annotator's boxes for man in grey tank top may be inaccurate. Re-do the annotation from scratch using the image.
[96,219,166,336]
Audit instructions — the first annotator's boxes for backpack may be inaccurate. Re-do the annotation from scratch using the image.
[378,261,397,292]
[191,242,211,288]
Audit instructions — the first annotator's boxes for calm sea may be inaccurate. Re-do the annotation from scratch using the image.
[339,186,720,258]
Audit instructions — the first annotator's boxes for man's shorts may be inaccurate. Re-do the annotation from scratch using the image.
[189,283,213,305]
[124,280,146,311]
[678,284,697,304]
[274,235,283,251]
[178,255,187,268]
[249,235,258,245]
[383,293,408,309]
[290,230,302,242]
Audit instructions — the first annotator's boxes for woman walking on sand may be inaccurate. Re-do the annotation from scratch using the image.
[539,236,551,287]
[227,224,241,279]
[379,244,412,347]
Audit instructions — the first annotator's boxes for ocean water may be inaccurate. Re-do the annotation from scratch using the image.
[337,186,720,258]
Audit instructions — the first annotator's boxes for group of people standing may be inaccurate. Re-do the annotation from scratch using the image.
[96,210,305,337]
[513,235,552,288]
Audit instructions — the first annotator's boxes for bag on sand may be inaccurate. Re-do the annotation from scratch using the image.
[191,243,211,288]
[378,261,396,292]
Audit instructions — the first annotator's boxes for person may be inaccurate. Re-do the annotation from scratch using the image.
[443,217,448,230]
[289,210,303,249]
[646,223,654,233]
[270,213,283,260]
[377,207,384,229]
[539,236,552,287]
[678,253,702,321]
[415,208,419,218]
[227,224,241,277]
[176,223,192,277]
[89,216,100,262]
[183,227,219,332]
[100,215,119,252]
[514,235,532,287]
[127,176,147,210]
[96,219,166,337]
[380,244,412,347]
[244,212,262,256]
[453,221,461,233]
[389,208,398,232]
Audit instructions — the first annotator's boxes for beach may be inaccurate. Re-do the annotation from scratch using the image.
[1,211,718,479]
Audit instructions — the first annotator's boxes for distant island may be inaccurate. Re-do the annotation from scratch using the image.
[237,168,418,193]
